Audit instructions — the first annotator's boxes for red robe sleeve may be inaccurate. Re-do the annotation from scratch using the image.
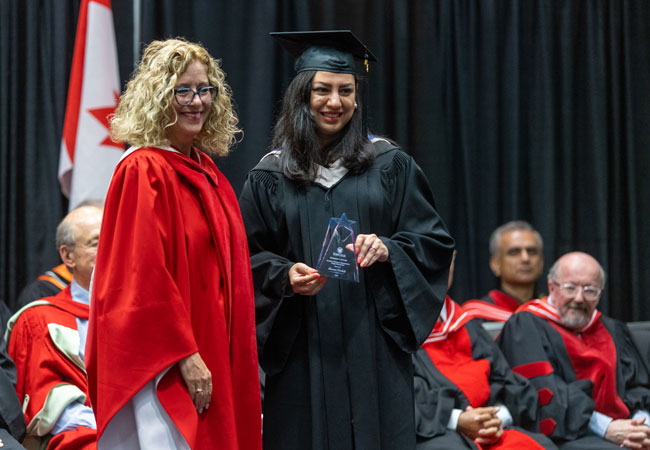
[7,288,96,449]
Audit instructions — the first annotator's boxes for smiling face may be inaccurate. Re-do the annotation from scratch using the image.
[548,253,603,330]
[167,60,211,155]
[310,71,357,146]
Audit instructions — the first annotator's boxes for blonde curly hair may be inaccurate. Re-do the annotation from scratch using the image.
[110,38,241,156]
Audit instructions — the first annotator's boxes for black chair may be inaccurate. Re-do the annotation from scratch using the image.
[627,321,650,365]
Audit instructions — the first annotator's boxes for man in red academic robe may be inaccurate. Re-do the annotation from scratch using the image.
[415,252,557,449]
[13,200,105,314]
[463,221,544,322]
[7,205,102,450]
[498,252,650,449]
[415,296,559,450]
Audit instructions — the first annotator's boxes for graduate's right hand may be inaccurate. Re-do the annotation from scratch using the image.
[289,263,327,296]
[179,352,212,414]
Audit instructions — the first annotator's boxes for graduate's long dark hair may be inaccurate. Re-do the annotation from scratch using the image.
[272,70,376,182]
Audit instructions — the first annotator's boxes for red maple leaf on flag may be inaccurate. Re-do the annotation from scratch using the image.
[88,91,123,149]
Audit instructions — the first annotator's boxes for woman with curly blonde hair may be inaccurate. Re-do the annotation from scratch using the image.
[87,38,261,450]
[110,38,241,156]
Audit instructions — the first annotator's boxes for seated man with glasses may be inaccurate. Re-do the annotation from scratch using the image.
[497,252,650,449]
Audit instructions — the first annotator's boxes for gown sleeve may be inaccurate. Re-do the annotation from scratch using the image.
[366,151,455,351]
[604,318,650,413]
[239,150,455,373]
[0,335,25,441]
[466,321,538,431]
[239,169,302,374]
[412,349,457,439]
[497,311,595,440]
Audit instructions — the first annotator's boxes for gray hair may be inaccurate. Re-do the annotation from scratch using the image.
[56,217,76,251]
[489,220,543,257]
[55,204,103,251]
[547,255,607,288]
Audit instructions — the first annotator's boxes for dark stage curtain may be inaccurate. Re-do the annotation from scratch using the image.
[0,0,80,311]
[1,0,649,321]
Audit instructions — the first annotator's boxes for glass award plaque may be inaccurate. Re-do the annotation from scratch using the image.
[316,213,359,282]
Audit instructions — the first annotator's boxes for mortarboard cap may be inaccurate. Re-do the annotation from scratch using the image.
[271,30,377,74]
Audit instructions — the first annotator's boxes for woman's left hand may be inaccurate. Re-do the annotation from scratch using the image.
[352,234,389,268]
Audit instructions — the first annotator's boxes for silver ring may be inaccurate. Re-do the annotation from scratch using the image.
[196,388,203,393]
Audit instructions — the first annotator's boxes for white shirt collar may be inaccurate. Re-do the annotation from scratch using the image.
[439,302,448,322]
[120,145,200,163]
[70,278,90,305]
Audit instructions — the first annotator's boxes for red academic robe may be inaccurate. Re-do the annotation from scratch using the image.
[498,298,650,443]
[415,297,555,450]
[86,147,261,449]
[7,286,96,450]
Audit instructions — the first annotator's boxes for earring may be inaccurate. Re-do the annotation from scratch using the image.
[354,102,358,109]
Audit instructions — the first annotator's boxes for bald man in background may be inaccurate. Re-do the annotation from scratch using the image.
[498,252,650,449]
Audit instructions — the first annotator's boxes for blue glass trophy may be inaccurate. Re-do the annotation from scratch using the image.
[316,213,359,282]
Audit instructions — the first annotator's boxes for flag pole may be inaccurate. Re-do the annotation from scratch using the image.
[133,0,141,67]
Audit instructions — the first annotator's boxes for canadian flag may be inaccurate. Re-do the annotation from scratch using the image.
[58,0,123,211]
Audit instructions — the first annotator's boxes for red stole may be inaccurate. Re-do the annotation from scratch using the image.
[460,299,514,323]
[461,290,524,323]
[422,297,491,407]
[46,285,90,319]
[487,290,521,312]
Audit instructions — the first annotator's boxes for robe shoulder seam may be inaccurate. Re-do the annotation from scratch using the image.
[373,148,411,183]
[116,147,179,176]
[249,169,280,193]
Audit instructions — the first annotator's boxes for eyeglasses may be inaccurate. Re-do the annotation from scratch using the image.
[173,86,218,106]
[552,281,602,301]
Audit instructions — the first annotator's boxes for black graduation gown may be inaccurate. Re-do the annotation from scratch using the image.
[0,335,26,449]
[239,140,454,450]
[14,264,72,313]
[15,279,62,311]
[414,320,556,449]
[498,310,650,449]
